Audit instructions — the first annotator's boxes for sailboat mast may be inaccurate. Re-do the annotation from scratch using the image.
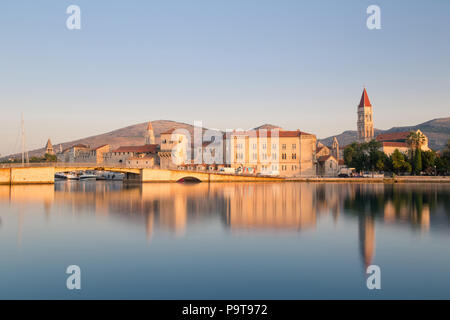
[21,113,25,165]
[21,113,29,165]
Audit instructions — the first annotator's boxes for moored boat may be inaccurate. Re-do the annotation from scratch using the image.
[79,173,97,181]
[66,172,79,180]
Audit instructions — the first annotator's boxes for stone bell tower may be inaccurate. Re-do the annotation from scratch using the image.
[357,88,374,142]
[145,122,155,145]
[332,137,339,161]
[45,139,55,155]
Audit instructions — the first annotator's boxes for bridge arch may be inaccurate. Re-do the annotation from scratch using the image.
[176,176,202,183]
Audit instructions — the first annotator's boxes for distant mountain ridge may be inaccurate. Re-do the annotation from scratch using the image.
[320,117,450,150]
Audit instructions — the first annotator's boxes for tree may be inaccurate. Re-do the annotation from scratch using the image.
[391,149,411,174]
[367,140,382,171]
[421,150,436,173]
[376,152,390,172]
[344,143,357,167]
[407,131,426,150]
[436,156,449,175]
[343,140,385,173]
[44,153,57,162]
[413,148,422,175]
[375,158,384,172]
[344,142,367,172]
[435,139,450,175]
[444,139,450,160]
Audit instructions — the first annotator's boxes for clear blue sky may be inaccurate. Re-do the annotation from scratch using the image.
[1,0,449,155]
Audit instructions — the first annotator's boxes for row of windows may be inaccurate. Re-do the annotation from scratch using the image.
[239,143,298,150]
[261,165,278,171]
[127,160,151,165]
[113,152,134,156]
[281,153,296,160]
[237,152,299,161]
[281,144,297,150]
[281,165,298,171]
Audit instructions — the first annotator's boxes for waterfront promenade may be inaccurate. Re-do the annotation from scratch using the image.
[1,163,449,184]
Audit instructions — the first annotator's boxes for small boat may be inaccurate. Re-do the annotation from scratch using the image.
[93,170,107,180]
[100,172,124,181]
[56,172,79,180]
[55,173,67,180]
[79,173,97,181]
[66,172,79,180]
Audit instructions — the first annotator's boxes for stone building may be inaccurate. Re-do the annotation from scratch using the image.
[158,128,190,169]
[316,139,340,176]
[125,155,157,168]
[357,88,374,142]
[88,144,110,163]
[226,129,317,177]
[57,144,110,164]
[105,145,159,165]
[57,144,91,163]
[376,129,430,156]
[317,155,339,177]
[316,142,331,158]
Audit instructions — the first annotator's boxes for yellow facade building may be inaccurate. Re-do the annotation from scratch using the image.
[226,129,317,177]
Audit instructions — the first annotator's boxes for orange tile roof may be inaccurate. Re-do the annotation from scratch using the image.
[358,88,372,108]
[228,129,314,138]
[112,144,158,153]
[94,144,109,150]
[376,131,411,142]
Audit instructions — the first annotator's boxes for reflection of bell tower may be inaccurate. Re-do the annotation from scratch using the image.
[358,215,375,268]
[357,88,374,142]
[145,122,155,145]
[146,213,154,243]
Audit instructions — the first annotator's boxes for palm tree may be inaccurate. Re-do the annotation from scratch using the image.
[407,131,426,150]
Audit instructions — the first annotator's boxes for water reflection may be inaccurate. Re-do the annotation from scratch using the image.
[0,182,449,270]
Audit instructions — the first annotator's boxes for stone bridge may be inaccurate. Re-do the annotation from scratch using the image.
[0,163,283,184]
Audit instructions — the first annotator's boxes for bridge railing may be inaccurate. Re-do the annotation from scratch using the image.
[0,162,278,178]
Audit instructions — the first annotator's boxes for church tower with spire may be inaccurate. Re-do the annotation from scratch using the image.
[332,137,339,161]
[357,88,374,142]
[45,139,55,155]
[145,122,155,145]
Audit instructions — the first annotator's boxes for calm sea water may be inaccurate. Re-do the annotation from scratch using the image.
[0,181,449,299]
